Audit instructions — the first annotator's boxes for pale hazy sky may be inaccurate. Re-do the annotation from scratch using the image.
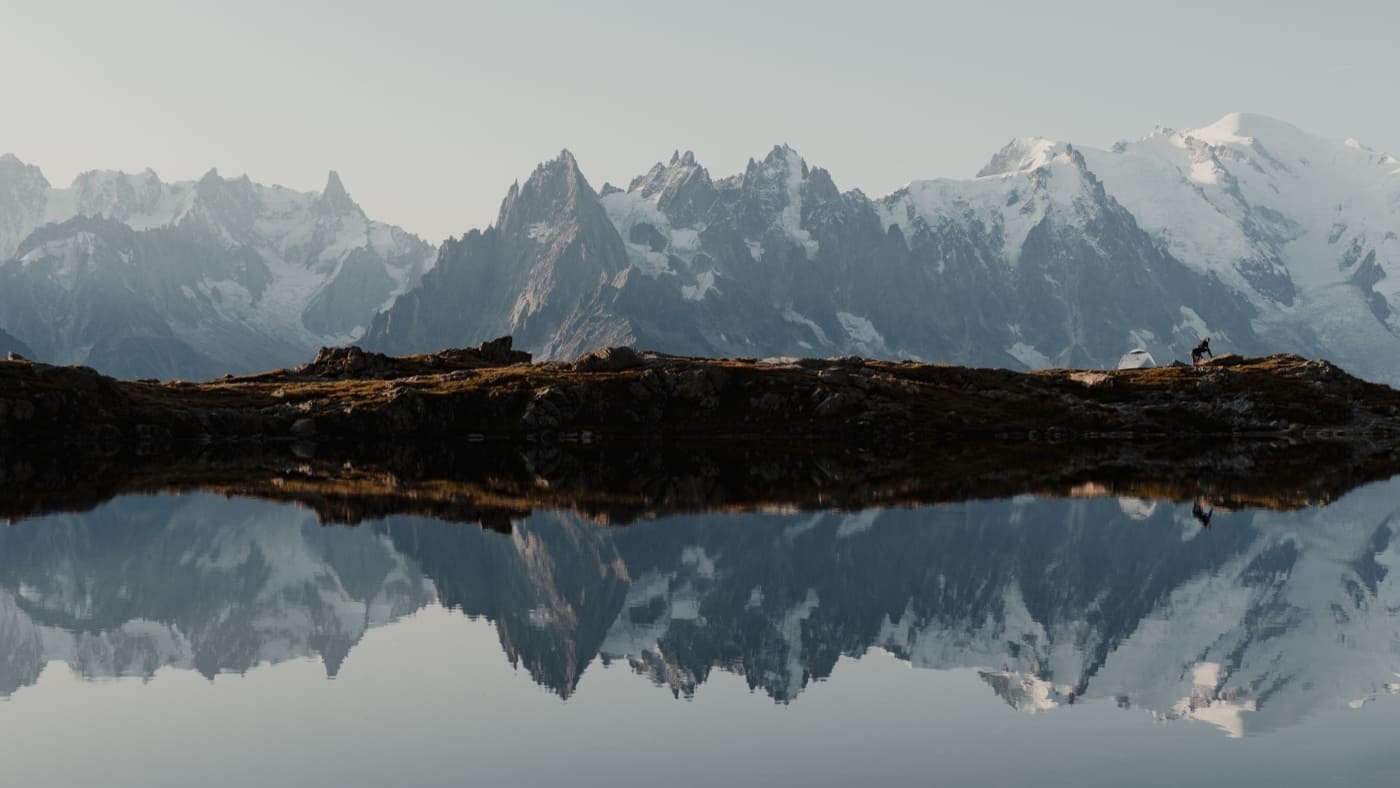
[3,0,1397,243]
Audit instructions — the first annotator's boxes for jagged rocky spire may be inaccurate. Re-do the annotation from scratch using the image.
[315,170,362,215]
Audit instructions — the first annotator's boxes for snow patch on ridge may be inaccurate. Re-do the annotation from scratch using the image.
[836,311,885,353]
[681,270,717,301]
[878,147,1093,265]
[600,185,706,277]
[777,150,819,259]
[1007,342,1052,370]
[782,309,830,347]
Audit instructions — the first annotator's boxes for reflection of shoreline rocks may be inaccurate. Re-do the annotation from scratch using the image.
[1,433,1394,527]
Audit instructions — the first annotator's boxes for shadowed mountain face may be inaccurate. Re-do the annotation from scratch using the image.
[364,152,635,359]
[4,481,1400,738]
[377,514,631,698]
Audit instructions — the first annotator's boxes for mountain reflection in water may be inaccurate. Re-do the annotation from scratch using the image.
[3,479,1400,746]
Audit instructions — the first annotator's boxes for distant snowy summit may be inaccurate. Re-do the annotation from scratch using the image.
[4,112,1400,382]
[0,156,433,378]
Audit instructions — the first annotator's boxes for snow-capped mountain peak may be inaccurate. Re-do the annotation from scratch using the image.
[1072,111,1400,377]
[976,137,1065,177]
[1183,111,1312,149]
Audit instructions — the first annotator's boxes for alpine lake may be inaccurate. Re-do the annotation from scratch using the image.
[2,470,1400,787]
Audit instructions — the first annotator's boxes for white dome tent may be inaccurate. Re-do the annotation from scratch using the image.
[1117,349,1157,369]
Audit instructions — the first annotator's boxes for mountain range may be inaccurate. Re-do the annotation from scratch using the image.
[3,112,1400,380]
[0,155,433,378]
[3,485,1400,739]
[365,112,1400,382]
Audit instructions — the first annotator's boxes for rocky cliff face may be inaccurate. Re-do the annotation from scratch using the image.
[0,155,49,263]
[365,151,636,359]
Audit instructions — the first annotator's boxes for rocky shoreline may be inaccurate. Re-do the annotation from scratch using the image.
[4,338,1400,447]
[3,338,1400,525]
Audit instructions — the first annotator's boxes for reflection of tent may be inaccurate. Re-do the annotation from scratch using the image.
[1117,349,1156,369]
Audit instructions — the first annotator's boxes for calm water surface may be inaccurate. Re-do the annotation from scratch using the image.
[2,481,1400,787]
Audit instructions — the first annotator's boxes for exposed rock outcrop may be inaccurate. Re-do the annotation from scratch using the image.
[286,336,531,381]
